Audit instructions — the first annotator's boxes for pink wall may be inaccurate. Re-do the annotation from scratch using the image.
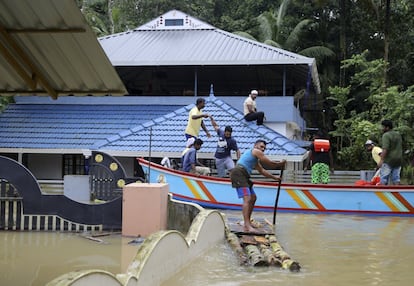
[122,183,168,237]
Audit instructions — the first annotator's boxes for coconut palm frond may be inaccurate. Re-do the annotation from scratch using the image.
[264,39,282,48]
[83,9,109,36]
[233,31,258,41]
[277,0,291,28]
[285,19,312,50]
[299,46,336,63]
[257,11,277,42]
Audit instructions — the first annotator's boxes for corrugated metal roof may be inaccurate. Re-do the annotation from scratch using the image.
[0,0,126,99]
[99,10,320,93]
[101,29,312,66]
[0,95,306,161]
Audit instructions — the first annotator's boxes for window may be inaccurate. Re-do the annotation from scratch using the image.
[63,154,86,175]
[165,19,183,27]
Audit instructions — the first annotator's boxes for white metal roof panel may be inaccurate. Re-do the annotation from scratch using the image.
[100,29,314,66]
[0,0,126,99]
[99,10,320,93]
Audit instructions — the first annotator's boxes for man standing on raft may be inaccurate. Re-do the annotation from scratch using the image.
[230,139,286,232]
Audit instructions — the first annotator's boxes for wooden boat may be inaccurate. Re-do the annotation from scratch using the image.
[138,158,414,217]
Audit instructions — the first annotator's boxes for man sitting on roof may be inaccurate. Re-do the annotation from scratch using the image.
[243,90,265,125]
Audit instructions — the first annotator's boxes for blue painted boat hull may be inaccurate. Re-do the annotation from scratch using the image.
[138,158,414,217]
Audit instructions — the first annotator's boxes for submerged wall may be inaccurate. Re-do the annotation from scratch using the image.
[47,196,226,286]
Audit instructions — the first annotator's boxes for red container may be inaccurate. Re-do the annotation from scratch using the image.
[314,139,330,152]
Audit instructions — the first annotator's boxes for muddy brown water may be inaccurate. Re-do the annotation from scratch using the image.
[1,211,413,286]
[165,211,414,286]
[0,232,139,285]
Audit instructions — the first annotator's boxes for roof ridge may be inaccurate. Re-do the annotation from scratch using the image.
[92,96,305,158]
[136,10,214,31]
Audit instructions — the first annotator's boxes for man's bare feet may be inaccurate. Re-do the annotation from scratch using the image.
[250,219,263,228]
[243,225,256,233]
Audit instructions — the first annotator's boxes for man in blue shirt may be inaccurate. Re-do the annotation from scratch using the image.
[230,140,286,232]
[210,117,240,177]
[182,138,211,176]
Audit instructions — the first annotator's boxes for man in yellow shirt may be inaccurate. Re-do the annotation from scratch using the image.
[365,140,382,182]
[185,98,211,139]
[365,140,382,165]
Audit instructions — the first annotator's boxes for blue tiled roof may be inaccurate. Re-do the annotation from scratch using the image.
[0,96,306,160]
[95,96,306,159]
[0,101,181,150]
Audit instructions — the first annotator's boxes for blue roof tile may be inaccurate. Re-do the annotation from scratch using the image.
[0,95,306,160]
[94,96,306,159]
[0,97,182,151]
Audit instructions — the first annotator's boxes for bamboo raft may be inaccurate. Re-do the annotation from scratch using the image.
[225,217,301,272]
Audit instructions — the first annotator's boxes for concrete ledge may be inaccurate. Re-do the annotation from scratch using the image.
[47,198,226,286]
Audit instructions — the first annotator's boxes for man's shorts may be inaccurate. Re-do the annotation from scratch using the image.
[195,166,211,176]
[230,166,255,198]
[235,186,256,198]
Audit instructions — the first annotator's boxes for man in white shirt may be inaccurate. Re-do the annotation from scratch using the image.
[243,90,265,125]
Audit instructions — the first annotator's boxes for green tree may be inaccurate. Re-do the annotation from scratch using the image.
[235,0,335,65]
[328,52,414,171]
[79,0,110,36]
[0,96,14,113]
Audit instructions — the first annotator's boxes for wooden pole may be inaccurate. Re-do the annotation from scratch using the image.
[273,168,284,225]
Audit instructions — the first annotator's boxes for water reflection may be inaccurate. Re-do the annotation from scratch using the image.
[1,213,414,286]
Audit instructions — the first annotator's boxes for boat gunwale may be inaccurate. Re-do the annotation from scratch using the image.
[137,158,414,193]
[172,193,414,217]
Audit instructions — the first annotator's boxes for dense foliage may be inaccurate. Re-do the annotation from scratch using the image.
[78,0,414,175]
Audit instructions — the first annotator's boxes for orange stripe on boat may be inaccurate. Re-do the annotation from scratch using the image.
[391,192,414,212]
[183,178,203,199]
[286,189,309,209]
[376,192,399,212]
[302,190,326,210]
[196,181,217,202]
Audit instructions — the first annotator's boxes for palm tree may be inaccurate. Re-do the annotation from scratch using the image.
[235,0,335,65]
[79,0,110,37]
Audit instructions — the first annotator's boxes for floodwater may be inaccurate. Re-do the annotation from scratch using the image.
[0,232,140,285]
[1,212,414,286]
[164,211,414,286]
